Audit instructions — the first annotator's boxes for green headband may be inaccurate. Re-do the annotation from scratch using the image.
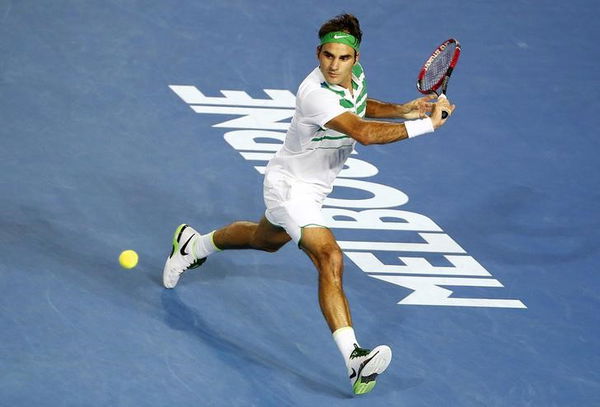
[319,31,360,51]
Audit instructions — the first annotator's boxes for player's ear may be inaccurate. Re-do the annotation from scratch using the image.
[354,51,360,64]
[316,46,322,59]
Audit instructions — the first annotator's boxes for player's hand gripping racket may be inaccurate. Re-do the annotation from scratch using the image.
[417,38,461,119]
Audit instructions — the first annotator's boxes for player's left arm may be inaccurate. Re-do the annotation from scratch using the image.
[365,95,436,120]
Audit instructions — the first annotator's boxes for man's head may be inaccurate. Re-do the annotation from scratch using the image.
[317,14,362,88]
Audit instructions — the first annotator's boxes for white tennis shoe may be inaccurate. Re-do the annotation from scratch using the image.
[163,224,206,288]
[347,344,392,395]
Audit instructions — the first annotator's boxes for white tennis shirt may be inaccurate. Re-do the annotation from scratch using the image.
[265,63,368,198]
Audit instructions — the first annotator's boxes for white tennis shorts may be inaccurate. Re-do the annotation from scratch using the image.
[263,170,328,244]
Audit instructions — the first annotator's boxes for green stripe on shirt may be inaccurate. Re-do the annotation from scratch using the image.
[311,135,350,141]
[321,82,345,97]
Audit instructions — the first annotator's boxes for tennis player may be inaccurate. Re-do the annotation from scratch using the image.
[163,13,455,395]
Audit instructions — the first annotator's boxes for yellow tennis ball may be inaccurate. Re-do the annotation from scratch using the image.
[119,250,138,269]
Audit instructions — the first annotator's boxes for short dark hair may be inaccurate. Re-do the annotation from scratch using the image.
[318,13,362,43]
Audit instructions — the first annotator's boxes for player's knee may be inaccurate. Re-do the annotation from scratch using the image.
[252,234,289,253]
[261,241,285,253]
[315,245,344,279]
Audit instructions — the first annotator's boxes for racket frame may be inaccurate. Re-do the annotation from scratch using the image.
[416,38,461,97]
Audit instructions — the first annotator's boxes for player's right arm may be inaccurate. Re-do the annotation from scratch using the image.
[326,98,455,145]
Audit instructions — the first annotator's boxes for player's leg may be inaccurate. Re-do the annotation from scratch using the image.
[300,226,392,395]
[163,217,291,288]
[299,226,351,331]
[213,216,291,252]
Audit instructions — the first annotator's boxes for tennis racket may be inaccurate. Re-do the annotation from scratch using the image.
[416,38,461,119]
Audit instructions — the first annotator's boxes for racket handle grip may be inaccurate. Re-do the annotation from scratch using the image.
[438,94,449,119]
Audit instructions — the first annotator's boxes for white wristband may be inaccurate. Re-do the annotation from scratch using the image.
[405,117,434,138]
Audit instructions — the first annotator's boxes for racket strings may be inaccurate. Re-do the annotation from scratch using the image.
[422,43,456,90]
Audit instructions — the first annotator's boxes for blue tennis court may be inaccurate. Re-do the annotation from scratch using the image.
[1,1,599,405]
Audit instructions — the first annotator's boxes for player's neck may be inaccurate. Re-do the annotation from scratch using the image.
[329,77,352,91]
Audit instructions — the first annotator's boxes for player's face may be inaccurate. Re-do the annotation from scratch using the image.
[317,43,358,89]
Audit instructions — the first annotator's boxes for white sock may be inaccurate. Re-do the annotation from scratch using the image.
[333,326,359,365]
[192,231,221,259]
